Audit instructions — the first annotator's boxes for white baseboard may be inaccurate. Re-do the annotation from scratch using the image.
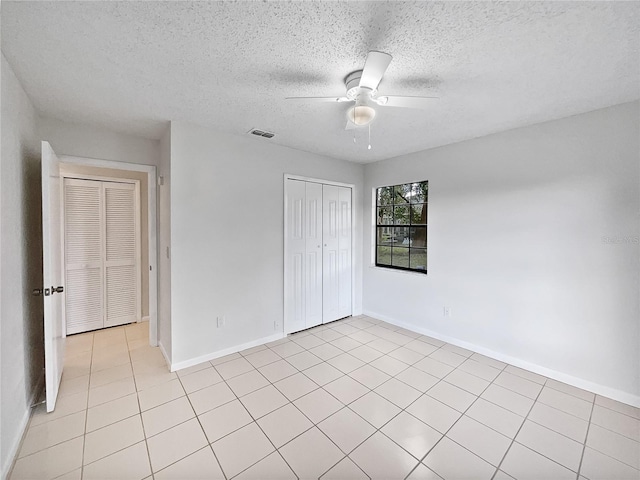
[158,340,171,369]
[363,310,640,408]
[2,371,45,480]
[169,332,285,372]
[141,316,150,323]
[1,407,31,480]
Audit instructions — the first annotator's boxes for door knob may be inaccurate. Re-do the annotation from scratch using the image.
[51,286,64,294]
[32,288,42,296]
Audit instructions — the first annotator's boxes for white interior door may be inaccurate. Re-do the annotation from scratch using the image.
[64,178,104,334]
[42,141,66,412]
[337,186,352,319]
[322,185,340,323]
[322,184,352,323]
[305,182,323,328]
[104,182,140,328]
[285,179,306,334]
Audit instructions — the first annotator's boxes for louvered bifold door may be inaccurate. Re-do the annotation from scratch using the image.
[64,179,104,334]
[104,182,140,328]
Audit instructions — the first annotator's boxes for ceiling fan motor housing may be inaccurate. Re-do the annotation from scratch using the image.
[345,70,364,99]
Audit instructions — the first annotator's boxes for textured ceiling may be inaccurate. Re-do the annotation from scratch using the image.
[2,1,639,163]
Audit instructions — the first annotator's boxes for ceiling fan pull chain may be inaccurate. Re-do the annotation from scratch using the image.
[368,124,372,150]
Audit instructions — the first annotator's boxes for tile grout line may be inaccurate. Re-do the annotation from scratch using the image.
[263,341,377,478]
[226,351,369,479]
[274,321,468,478]
[268,318,520,478]
[403,352,509,479]
[203,319,400,478]
[520,413,587,445]
[590,399,640,421]
[575,394,596,479]
[490,377,548,480]
[70,330,149,473]
[79,330,97,480]
[336,316,604,476]
[73,328,154,475]
[126,328,155,480]
[317,317,631,478]
[214,368,300,480]
[174,370,231,480]
[28,329,145,479]
[189,350,353,478]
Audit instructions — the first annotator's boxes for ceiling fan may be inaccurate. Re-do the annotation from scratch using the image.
[286,51,438,129]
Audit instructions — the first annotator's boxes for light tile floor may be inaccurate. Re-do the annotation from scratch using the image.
[9,316,640,480]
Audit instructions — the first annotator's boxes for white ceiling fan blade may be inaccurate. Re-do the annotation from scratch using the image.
[374,95,438,108]
[345,119,358,130]
[359,51,392,91]
[285,96,350,103]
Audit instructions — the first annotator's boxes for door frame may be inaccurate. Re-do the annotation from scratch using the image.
[61,175,142,332]
[283,174,355,334]
[59,155,159,346]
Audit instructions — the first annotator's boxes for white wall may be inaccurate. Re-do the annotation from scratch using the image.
[38,116,160,167]
[158,126,172,362]
[363,101,640,405]
[169,121,364,367]
[1,54,43,477]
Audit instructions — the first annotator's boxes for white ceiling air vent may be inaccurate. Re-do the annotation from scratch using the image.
[248,128,275,139]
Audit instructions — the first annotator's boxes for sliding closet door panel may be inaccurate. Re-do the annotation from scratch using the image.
[322,184,340,323]
[305,182,323,328]
[104,182,139,328]
[64,179,104,334]
[285,179,306,334]
[338,186,352,318]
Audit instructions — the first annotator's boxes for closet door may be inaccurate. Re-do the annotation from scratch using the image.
[322,185,352,323]
[64,179,104,334]
[337,186,352,319]
[285,179,353,333]
[285,179,306,334]
[104,182,140,328]
[305,182,323,328]
[322,185,340,323]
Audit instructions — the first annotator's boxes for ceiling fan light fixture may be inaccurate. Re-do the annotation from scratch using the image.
[347,105,376,126]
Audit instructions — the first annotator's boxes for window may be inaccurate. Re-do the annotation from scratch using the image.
[375,181,428,273]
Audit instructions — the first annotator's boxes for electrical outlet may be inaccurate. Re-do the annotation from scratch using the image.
[443,307,452,318]
[217,316,225,328]
[274,321,280,331]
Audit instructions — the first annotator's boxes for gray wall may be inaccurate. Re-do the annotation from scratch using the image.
[1,54,43,477]
[169,121,365,366]
[363,101,640,404]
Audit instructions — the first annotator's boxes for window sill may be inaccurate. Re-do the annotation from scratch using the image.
[368,264,428,277]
